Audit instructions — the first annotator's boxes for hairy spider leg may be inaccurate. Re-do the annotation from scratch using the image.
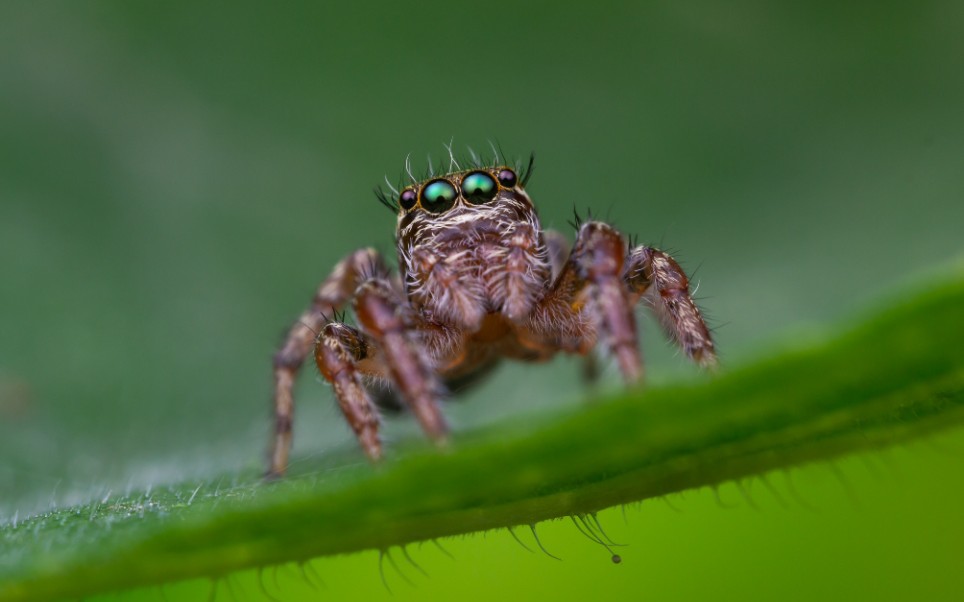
[349,279,449,449]
[269,247,387,477]
[562,222,643,382]
[314,322,384,460]
[623,246,717,368]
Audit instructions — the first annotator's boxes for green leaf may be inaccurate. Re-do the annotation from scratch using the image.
[2,270,963,602]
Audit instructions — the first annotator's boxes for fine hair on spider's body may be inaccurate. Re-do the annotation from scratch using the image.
[267,150,716,477]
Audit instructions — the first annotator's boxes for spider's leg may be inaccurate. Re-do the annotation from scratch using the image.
[353,279,448,444]
[315,322,385,461]
[624,245,717,368]
[570,222,642,381]
[370,318,467,413]
[530,222,642,382]
[269,247,386,478]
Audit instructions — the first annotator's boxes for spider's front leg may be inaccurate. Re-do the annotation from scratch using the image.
[535,222,643,382]
[624,245,717,368]
[269,247,386,478]
[555,222,643,382]
[313,278,448,462]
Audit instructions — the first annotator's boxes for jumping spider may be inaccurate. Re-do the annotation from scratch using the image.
[268,152,716,477]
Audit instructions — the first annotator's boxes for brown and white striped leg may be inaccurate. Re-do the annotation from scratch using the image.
[538,222,643,383]
[314,322,385,461]
[268,247,386,478]
[353,279,448,444]
[624,246,717,368]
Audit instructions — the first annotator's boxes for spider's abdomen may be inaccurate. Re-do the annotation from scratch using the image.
[398,193,550,331]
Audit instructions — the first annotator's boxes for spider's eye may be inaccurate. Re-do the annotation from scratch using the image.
[420,179,458,213]
[399,188,418,211]
[461,172,498,205]
[497,168,517,188]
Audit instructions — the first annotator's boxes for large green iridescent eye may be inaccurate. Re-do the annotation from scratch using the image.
[420,179,458,213]
[461,171,498,205]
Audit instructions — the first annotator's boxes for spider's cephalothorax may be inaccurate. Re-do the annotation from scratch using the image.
[267,152,717,477]
[396,166,550,329]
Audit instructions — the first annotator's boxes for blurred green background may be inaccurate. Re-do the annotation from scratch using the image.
[1,1,962,600]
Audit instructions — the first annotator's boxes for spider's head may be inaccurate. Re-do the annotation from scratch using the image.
[377,153,548,328]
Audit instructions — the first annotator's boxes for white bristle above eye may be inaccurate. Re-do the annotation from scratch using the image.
[383,175,399,196]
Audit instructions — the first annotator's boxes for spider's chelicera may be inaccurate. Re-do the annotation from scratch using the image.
[268,150,716,477]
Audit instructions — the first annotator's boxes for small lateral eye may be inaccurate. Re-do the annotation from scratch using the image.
[420,179,458,213]
[461,172,498,205]
[399,188,418,210]
[497,168,517,188]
